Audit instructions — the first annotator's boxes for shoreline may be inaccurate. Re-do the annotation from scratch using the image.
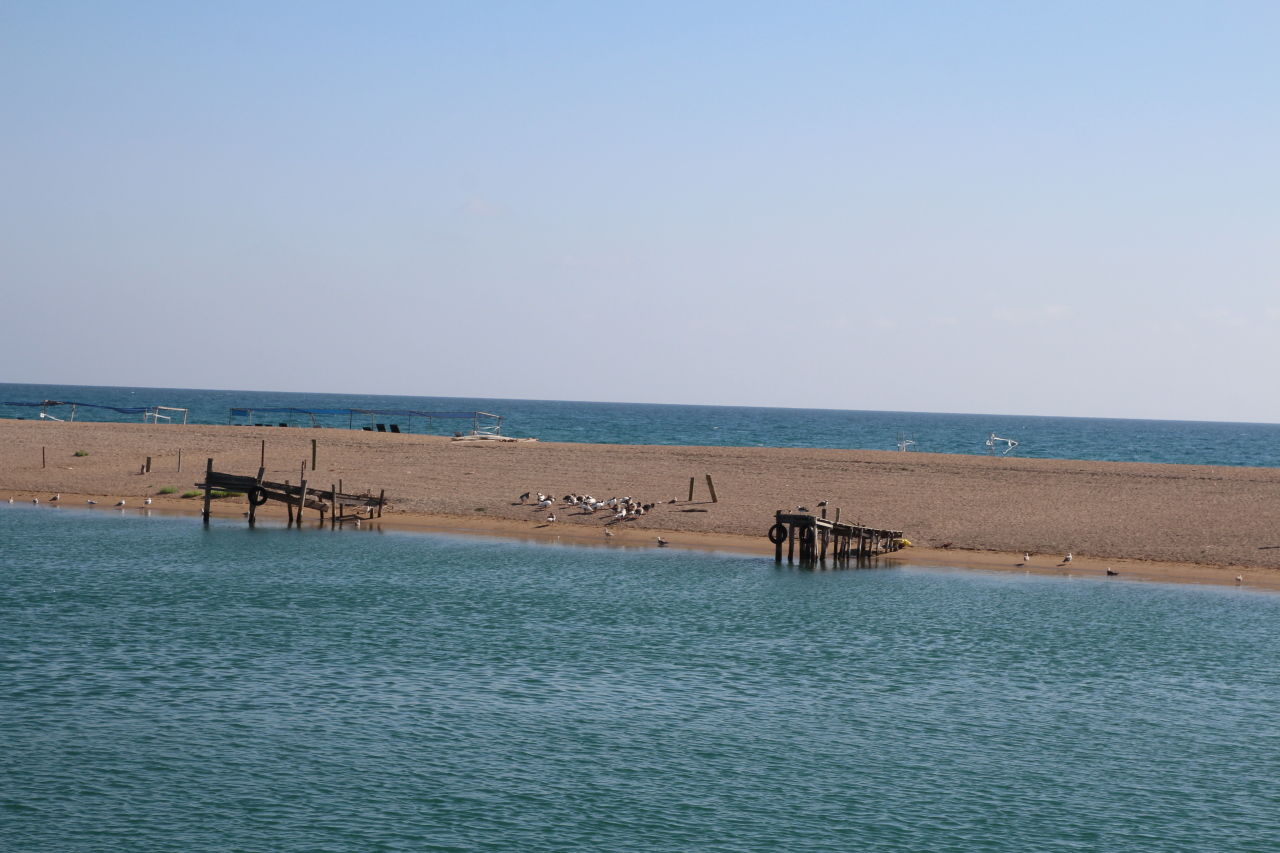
[4,419,1280,588]
[5,488,1276,591]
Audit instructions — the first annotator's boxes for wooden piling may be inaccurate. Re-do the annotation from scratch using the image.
[202,458,213,524]
[177,449,182,473]
[377,489,385,518]
[297,479,308,523]
[260,439,265,469]
[688,477,695,502]
[774,510,783,563]
[311,439,317,472]
[145,456,151,474]
[705,474,718,503]
[42,446,45,469]
[331,485,337,528]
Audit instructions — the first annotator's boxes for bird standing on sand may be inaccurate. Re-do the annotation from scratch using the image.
[144,498,152,505]
[86,500,97,505]
[519,492,530,504]
[32,498,38,504]
[1024,553,1031,562]
[50,494,60,502]
[546,513,556,523]
[817,500,829,507]
[115,500,126,507]
[1237,575,1243,583]
[797,505,810,513]
[1106,567,1118,576]
[656,537,668,546]
[1063,552,1072,563]
[604,528,614,538]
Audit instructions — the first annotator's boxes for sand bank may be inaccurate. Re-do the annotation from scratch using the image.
[4,420,1280,586]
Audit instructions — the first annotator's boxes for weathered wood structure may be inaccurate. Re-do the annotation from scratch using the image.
[768,509,905,567]
[198,459,385,527]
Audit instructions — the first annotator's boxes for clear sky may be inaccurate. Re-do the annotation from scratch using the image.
[2,2,1276,422]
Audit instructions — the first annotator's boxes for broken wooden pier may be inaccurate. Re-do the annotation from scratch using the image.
[198,459,386,527]
[768,509,905,567]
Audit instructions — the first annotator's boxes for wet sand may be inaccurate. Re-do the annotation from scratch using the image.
[4,420,1280,587]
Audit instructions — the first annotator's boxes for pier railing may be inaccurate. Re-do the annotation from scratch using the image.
[768,510,904,567]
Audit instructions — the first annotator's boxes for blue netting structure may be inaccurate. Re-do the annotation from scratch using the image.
[2,400,152,414]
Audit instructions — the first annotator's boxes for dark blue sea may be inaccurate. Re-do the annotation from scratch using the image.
[3,382,1279,467]
[3,506,1279,852]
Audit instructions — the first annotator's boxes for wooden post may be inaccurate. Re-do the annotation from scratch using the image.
[834,507,840,524]
[774,510,783,563]
[311,439,317,472]
[297,479,307,523]
[177,449,183,473]
[821,507,827,520]
[42,446,46,469]
[145,456,152,474]
[705,475,718,503]
[787,523,796,563]
[688,477,695,502]
[331,485,337,528]
[378,489,385,518]
[202,458,213,524]
[260,439,266,469]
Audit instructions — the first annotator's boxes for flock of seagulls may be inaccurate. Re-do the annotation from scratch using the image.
[520,489,678,545]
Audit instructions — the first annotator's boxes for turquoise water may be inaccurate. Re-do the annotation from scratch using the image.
[4,505,1280,851]
[4,381,1280,467]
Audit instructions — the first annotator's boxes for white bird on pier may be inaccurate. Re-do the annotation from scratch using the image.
[115,500,126,507]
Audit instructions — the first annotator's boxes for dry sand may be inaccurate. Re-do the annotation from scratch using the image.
[4,420,1280,588]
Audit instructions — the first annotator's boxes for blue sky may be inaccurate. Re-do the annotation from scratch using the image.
[2,2,1276,421]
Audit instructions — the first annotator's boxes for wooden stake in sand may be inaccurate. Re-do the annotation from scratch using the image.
[705,474,718,503]
[145,456,152,474]
[42,446,46,469]
[202,458,213,524]
[177,449,183,473]
[311,439,317,472]
[688,477,695,502]
[260,439,266,469]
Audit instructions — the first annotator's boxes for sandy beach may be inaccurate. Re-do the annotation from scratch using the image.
[4,420,1280,587]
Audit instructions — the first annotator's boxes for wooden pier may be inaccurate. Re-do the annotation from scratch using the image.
[768,510,905,567]
[198,459,386,527]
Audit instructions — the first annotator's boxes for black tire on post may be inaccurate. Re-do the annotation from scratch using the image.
[767,523,788,545]
[248,488,270,507]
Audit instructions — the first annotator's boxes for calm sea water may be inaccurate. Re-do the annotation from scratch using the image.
[3,505,1279,852]
[3,381,1280,467]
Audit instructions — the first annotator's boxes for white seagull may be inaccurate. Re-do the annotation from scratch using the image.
[604,528,614,538]
[86,500,97,505]
[50,494,60,502]
[656,537,668,547]
[115,500,126,507]
[1024,553,1031,562]
[546,513,556,523]
[1237,575,1243,583]
[144,498,152,505]
[32,498,38,504]
[1106,567,1118,576]
[1063,552,1072,563]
